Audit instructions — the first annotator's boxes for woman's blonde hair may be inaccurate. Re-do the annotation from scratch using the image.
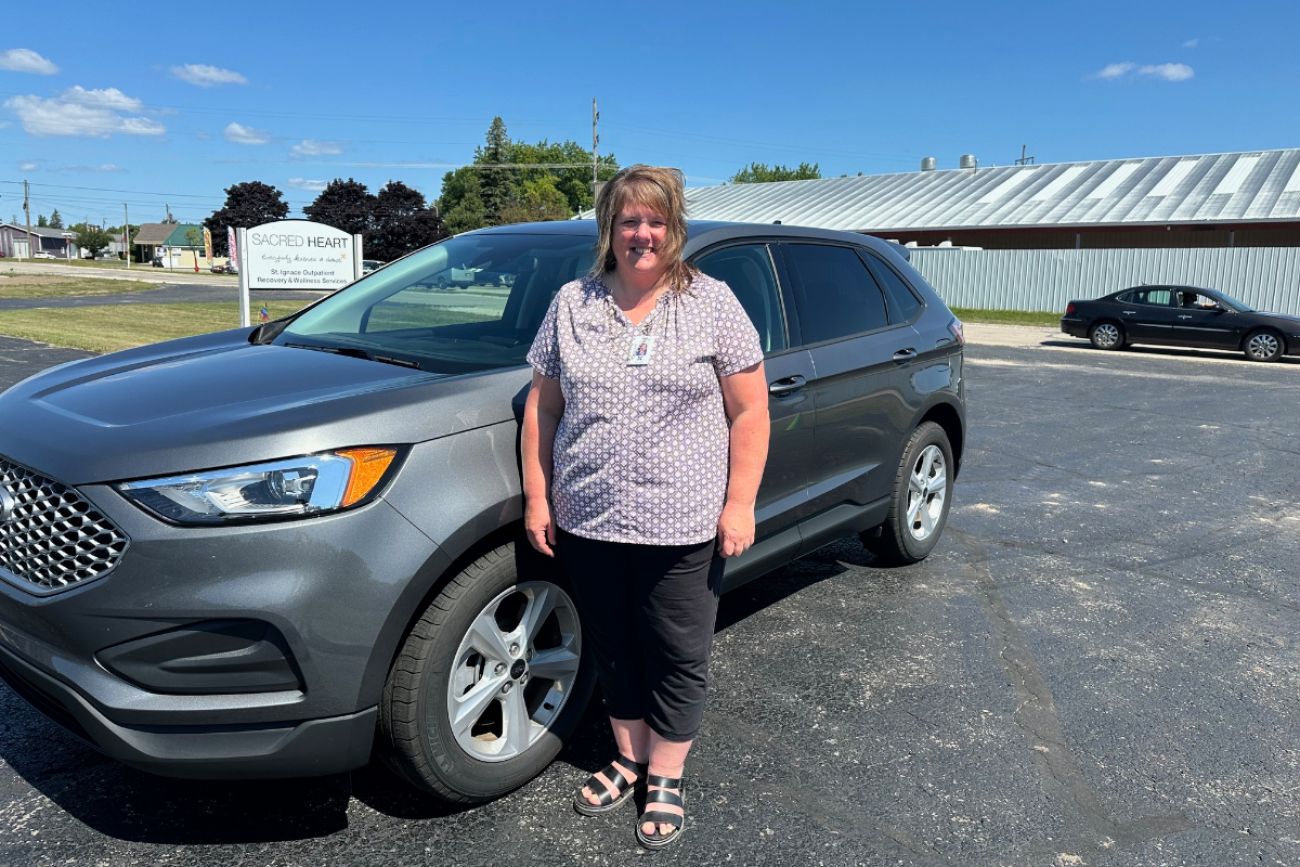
[590,165,695,293]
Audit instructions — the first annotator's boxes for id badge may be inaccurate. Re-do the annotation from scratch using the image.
[627,334,656,366]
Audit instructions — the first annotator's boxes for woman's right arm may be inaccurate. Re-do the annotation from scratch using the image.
[521,370,565,556]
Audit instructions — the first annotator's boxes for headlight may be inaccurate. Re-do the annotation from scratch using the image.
[117,448,400,525]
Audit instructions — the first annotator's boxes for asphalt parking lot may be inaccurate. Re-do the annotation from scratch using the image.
[1,329,1298,867]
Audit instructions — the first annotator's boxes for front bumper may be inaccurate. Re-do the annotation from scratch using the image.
[0,480,446,779]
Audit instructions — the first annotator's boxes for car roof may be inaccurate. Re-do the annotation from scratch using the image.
[468,219,907,260]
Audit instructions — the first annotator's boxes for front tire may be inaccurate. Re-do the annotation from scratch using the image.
[1243,329,1283,362]
[1089,321,1125,350]
[861,422,954,566]
[378,543,592,804]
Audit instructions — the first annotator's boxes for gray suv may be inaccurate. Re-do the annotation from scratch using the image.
[0,220,965,803]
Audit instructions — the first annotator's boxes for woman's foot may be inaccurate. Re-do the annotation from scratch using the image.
[636,774,685,848]
[573,755,645,816]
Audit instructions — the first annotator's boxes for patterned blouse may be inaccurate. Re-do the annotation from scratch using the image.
[527,272,764,546]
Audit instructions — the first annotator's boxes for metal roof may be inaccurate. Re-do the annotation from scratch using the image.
[664,148,1300,233]
[0,223,72,238]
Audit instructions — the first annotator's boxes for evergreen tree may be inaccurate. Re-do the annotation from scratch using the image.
[36,214,48,227]
[438,167,487,236]
[478,116,513,226]
[49,210,63,229]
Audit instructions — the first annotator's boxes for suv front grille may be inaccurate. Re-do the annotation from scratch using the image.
[0,456,128,594]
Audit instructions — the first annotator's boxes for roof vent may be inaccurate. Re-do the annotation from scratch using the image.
[920,156,937,172]
[959,154,978,170]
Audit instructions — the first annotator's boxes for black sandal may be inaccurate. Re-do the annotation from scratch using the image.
[635,774,686,849]
[572,754,647,816]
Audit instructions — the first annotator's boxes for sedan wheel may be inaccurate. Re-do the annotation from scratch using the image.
[379,544,592,804]
[1089,321,1124,350]
[905,445,947,542]
[1244,330,1283,362]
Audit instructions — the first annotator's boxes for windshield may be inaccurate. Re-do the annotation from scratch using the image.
[277,232,595,373]
[1211,290,1253,313]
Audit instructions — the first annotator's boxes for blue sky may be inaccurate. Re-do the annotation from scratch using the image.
[2,0,1298,227]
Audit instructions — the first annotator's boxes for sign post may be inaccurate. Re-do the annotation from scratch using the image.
[237,227,250,327]
[232,220,362,329]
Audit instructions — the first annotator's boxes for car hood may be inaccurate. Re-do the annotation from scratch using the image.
[0,328,524,485]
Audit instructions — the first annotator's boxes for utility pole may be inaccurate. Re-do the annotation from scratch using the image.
[592,98,600,201]
[123,203,131,269]
[22,180,33,260]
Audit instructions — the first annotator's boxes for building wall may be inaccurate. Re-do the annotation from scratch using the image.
[909,246,1300,316]
[874,222,1300,250]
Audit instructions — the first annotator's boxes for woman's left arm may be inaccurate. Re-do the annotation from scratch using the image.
[718,361,770,558]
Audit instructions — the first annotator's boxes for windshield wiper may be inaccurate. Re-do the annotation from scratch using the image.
[283,342,422,370]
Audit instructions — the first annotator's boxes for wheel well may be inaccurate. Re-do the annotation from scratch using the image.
[1241,326,1287,353]
[374,521,532,700]
[920,403,964,478]
[1092,318,1122,333]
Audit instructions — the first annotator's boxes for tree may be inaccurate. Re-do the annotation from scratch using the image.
[437,117,620,233]
[438,167,487,236]
[74,224,113,258]
[304,178,375,237]
[730,162,821,183]
[499,176,573,225]
[203,181,290,256]
[369,181,448,261]
[36,213,48,227]
[48,210,63,229]
[478,116,513,226]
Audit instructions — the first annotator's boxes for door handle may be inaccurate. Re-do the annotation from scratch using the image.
[892,348,917,362]
[768,375,806,396]
[1178,314,1192,319]
[1121,310,1137,315]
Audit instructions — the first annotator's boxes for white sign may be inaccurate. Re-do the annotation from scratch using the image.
[242,220,359,291]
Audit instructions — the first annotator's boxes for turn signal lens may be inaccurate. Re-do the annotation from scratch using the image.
[337,447,398,507]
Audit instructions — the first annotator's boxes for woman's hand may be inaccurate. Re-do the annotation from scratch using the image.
[525,498,557,557]
[717,501,755,558]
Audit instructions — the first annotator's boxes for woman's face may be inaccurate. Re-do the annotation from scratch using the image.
[613,202,669,278]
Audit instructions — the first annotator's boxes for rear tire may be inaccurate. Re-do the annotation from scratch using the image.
[1243,329,1283,362]
[1089,321,1125,350]
[378,543,593,804]
[860,422,954,566]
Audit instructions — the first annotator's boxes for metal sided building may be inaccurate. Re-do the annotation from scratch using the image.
[677,148,1300,250]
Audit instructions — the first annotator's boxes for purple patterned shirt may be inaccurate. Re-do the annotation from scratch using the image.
[527,272,764,545]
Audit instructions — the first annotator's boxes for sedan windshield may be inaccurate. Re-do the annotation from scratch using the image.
[1212,290,1253,313]
[276,232,595,373]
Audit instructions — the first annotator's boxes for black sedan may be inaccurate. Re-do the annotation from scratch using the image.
[1061,285,1300,362]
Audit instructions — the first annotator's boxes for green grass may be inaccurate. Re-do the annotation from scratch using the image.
[0,301,310,353]
[15,257,236,274]
[952,307,1061,327]
[0,273,159,299]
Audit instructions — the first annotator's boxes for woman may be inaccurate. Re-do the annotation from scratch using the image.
[521,164,769,848]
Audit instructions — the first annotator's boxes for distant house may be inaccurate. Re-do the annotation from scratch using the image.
[133,223,204,268]
[0,223,76,258]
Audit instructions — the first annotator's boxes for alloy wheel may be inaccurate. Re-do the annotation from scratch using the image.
[1093,323,1120,348]
[906,444,947,541]
[446,581,581,762]
[1247,332,1280,361]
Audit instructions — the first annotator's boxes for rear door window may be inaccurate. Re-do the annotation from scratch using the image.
[781,243,890,344]
[861,252,923,324]
[1130,288,1173,306]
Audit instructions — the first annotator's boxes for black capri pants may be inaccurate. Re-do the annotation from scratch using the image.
[558,529,724,743]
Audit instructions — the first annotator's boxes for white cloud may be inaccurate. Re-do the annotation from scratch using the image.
[170,63,248,87]
[1183,38,1199,48]
[291,139,343,157]
[57,163,124,173]
[1094,62,1136,80]
[19,161,38,171]
[1138,63,1194,82]
[224,121,268,145]
[0,48,58,75]
[1091,61,1194,82]
[287,177,328,192]
[63,85,143,112]
[4,89,165,137]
